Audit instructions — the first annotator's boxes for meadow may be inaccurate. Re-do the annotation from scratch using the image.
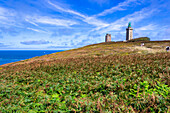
[0,41,170,112]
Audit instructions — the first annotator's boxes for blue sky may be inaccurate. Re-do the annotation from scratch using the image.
[0,0,169,50]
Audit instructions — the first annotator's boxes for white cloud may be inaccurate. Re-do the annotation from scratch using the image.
[20,40,50,45]
[0,7,8,15]
[0,7,18,27]
[35,17,77,27]
[47,0,108,27]
[136,24,157,30]
[94,0,139,17]
[0,7,16,17]
[0,7,13,20]
[0,16,7,20]
[26,16,77,27]
[84,17,109,27]
[47,0,86,18]
[27,27,47,33]
[95,7,158,34]
[25,19,39,26]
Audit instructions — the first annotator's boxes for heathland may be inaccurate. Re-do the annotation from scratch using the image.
[0,41,169,112]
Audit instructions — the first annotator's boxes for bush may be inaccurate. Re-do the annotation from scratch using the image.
[128,37,150,42]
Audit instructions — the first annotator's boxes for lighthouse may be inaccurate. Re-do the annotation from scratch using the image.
[126,22,133,41]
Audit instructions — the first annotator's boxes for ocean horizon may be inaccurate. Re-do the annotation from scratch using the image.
[0,50,64,65]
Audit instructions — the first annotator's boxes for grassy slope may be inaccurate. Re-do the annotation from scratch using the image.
[1,41,170,67]
[0,41,170,112]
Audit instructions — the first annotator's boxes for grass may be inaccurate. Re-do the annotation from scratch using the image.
[0,41,170,112]
[128,37,150,42]
[2,41,169,68]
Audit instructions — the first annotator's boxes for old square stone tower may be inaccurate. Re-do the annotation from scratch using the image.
[105,34,111,42]
[126,22,133,40]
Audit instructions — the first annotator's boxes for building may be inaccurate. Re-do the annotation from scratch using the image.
[105,34,111,42]
[126,22,133,41]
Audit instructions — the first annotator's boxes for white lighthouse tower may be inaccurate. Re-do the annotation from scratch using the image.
[126,22,133,41]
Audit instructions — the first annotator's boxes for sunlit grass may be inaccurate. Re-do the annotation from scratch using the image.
[0,52,169,112]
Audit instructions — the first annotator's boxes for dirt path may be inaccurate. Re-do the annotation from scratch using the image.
[130,46,165,53]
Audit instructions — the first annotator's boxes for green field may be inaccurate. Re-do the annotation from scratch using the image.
[0,41,170,112]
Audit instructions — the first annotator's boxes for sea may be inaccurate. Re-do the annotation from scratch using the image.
[0,50,64,65]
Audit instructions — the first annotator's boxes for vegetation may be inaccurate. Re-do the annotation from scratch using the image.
[2,41,169,66]
[0,41,170,112]
[128,37,150,42]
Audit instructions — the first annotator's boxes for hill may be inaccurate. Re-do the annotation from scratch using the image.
[0,41,170,112]
[127,37,150,42]
[1,40,170,67]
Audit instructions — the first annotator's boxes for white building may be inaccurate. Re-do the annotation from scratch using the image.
[126,22,133,41]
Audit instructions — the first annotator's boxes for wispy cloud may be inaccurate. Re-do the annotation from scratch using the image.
[94,0,139,17]
[84,17,109,27]
[0,43,9,47]
[0,7,6,15]
[0,7,8,20]
[0,7,15,16]
[35,16,77,27]
[0,7,15,22]
[26,16,77,27]
[0,0,168,50]
[20,40,50,45]
[27,27,47,33]
[47,0,86,18]
[50,28,76,37]
[47,0,108,27]
[0,7,24,28]
[136,24,157,30]
[48,45,73,49]
[25,19,39,26]
[134,25,170,40]
[0,27,19,36]
[96,7,158,34]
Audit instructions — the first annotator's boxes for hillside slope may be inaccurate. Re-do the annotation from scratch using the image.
[0,41,170,112]
[1,41,170,67]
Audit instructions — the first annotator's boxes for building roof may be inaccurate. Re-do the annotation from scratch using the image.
[128,22,131,28]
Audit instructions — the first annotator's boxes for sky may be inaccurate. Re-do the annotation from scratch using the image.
[0,0,170,50]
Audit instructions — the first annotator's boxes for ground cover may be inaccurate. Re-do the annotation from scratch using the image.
[0,52,169,112]
[1,41,169,67]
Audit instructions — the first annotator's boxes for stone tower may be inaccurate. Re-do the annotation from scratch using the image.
[105,34,111,42]
[126,22,133,41]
